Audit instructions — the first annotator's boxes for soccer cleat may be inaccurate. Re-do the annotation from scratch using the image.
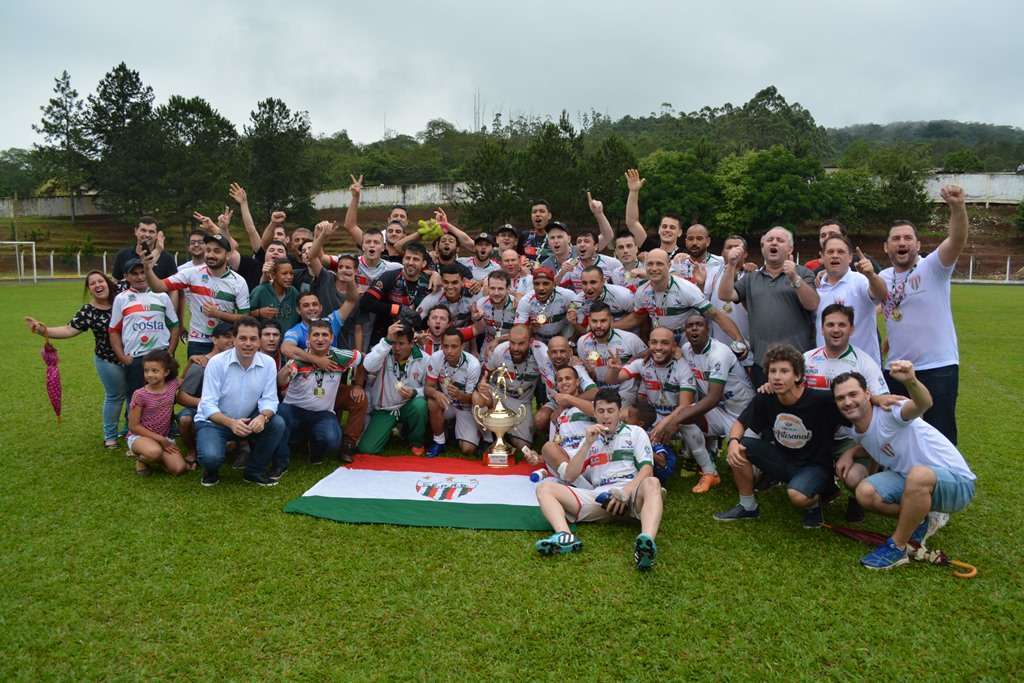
[860,537,910,570]
[201,469,220,487]
[845,496,865,523]
[535,532,582,556]
[909,512,950,549]
[243,472,279,487]
[691,472,721,494]
[802,505,824,529]
[713,504,760,522]
[410,445,426,457]
[426,442,445,458]
[634,533,657,571]
[338,440,355,464]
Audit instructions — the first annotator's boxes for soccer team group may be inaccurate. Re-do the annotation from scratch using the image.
[24,170,976,571]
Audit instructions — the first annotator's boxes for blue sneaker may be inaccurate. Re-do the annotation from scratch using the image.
[426,442,445,458]
[860,537,910,570]
[714,504,761,521]
[802,505,824,529]
[909,512,949,549]
[535,532,582,556]
[634,533,657,571]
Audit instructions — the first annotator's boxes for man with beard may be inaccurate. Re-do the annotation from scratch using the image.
[523,199,554,264]
[514,267,576,343]
[671,223,725,297]
[112,216,177,281]
[425,328,482,457]
[275,319,363,471]
[814,235,886,365]
[146,234,250,358]
[500,248,533,298]
[431,231,474,282]
[472,324,556,453]
[458,233,502,284]
[610,230,645,292]
[178,229,207,272]
[568,266,633,335]
[533,388,663,571]
[831,362,975,570]
[532,335,598,435]
[523,365,596,485]
[472,271,519,362]
[417,264,475,329]
[677,315,756,493]
[358,321,429,455]
[877,185,968,445]
[360,242,438,346]
[577,304,647,408]
[625,169,684,259]
[718,227,818,385]
[558,226,622,293]
[620,249,747,354]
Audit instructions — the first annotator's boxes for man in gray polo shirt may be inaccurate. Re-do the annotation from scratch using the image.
[718,226,819,385]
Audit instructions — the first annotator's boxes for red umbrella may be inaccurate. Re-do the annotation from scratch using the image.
[41,339,62,423]
[824,523,977,579]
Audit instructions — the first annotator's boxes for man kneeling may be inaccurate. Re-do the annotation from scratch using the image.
[533,388,664,570]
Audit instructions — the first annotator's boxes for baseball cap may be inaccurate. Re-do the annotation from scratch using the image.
[545,221,570,236]
[496,224,518,238]
[211,321,235,337]
[204,233,231,251]
[124,256,144,272]
[533,266,555,282]
[474,232,496,245]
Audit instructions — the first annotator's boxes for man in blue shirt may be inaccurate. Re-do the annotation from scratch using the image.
[196,317,286,487]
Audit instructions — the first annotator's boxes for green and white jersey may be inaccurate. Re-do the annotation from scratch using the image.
[162,265,250,342]
[514,286,576,341]
[571,283,634,323]
[623,356,696,419]
[561,254,622,292]
[580,423,655,488]
[634,275,711,341]
[683,337,755,417]
[576,329,647,387]
[550,405,595,456]
[426,350,481,410]
[109,288,178,358]
[284,347,363,412]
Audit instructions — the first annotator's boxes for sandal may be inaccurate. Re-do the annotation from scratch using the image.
[135,462,151,477]
[184,455,198,472]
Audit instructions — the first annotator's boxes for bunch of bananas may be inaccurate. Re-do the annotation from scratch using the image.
[417,218,444,241]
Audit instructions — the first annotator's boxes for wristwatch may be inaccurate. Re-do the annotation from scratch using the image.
[729,340,748,356]
[792,277,803,289]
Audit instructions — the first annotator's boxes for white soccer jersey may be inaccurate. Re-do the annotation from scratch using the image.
[417,289,475,328]
[109,289,178,357]
[579,423,655,488]
[634,276,711,339]
[457,256,501,282]
[352,255,402,294]
[623,357,696,419]
[283,348,363,412]
[426,349,481,410]
[162,266,250,342]
[683,337,755,417]
[571,284,634,323]
[561,254,622,292]
[550,405,594,456]
[475,295,518,344]
[815,269,881,365]
[509,273,534,298]
[514,286,576,341]
[610,262,647,292]
[486,340,556,399]
[576,329,648,386]
[803,344,888,395]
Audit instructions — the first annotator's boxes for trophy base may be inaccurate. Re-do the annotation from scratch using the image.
[483,449,512,468]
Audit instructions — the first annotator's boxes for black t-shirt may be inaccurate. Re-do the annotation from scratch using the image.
[236,252,263,291]
[738,388,845,467]
[640,235,682,260]
[112,247,177,280]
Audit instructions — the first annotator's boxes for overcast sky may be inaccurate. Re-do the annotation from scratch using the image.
[2,0,1020,150]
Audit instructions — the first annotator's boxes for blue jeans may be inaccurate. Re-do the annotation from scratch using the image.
[93,355,127,440]
[196,415,286,478]
[742,437,837,498]
[277,403,341,468]
[885,364,959,445]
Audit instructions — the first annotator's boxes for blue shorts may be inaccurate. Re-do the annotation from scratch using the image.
[177,407,196,421]
[865,467,975,513]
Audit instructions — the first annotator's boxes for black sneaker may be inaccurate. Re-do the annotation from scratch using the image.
[338,440,355,464]
[713,504,760,521]
[310,454,325,465]
[802,505,824,529]
[845,496,865,523]
[268,465,288,482]
[243,472,279,487]
[201,469,220,487]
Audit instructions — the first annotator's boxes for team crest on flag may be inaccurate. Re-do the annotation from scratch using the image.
[416,476,478,501]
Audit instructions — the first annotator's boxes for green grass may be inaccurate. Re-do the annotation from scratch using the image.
[2,283,1023,680]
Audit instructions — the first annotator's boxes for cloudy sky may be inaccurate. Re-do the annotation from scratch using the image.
[2,0,1020,150]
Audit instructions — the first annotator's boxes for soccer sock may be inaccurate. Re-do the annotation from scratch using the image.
[740,494,758,511]
[433,434,446,445]
[681,425,716,474]
[557,462,569,480]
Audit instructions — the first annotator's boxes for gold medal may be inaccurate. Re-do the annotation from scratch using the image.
[722,303,733,313]
[394,381,405,391]
[553,433,563,445]
[313,387,325,398]
[891,307,903,321]
[587,351,600,363]
[535,314,547,325]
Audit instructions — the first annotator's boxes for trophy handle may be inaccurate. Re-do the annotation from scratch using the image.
[472,404,487,429]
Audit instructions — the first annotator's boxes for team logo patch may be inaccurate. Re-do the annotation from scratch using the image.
[773,413,812,449]
[415,476,478,501]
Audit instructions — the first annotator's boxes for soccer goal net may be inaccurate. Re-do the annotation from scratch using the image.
[0,241,38,282]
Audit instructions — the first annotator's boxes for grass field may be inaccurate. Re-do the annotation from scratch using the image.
[1,282,1022,680]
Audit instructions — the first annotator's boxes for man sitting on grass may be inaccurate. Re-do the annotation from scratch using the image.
[523,365,596,484]
[713,344,844,528]
[832,362,976,570]
[533,388,664,571]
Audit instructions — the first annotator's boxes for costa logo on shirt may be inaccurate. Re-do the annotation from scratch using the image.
[773,413,812,449]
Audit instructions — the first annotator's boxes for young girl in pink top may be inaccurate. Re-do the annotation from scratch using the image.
[128,350,187,476]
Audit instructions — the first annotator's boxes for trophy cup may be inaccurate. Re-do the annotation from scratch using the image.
[473,365,527,468]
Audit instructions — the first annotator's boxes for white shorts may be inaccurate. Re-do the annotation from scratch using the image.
[542,443,594,490]
[704,406,739,437]
[568,483,643,523]
[126,434,143,451]
[445,405,480,446]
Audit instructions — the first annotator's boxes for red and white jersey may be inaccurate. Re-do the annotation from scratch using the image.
[570,284,634,324]
[457,256,501,282]
[344,255,401,294]
[109,288,178,357]
[514,286,576,341]
[622,356,695,418]
[560,254,622,292]
[162,266,249,342]
[803,344,888,394]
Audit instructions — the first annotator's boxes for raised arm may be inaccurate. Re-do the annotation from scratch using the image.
[260,211,287,252]
[624,169,648,247]
[436,208,474,251]
[854,247,888,302]
[587,192,614,251]
[308,221,336,278]
[937,185,968,268]
[343,174,365,245]
[889,361,933,422]
[229,183,261,253]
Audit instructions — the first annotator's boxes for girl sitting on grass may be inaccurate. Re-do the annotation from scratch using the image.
[127,349,188,476]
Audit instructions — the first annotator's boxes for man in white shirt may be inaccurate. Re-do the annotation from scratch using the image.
[878,185,968,444]
[814,234,886,364]
[533,388,664,571]
[833,361,976,570]
[196,317,286,488]
[425,328,482,457]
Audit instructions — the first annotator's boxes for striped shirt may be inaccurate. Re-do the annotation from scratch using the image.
[162,266,250,342]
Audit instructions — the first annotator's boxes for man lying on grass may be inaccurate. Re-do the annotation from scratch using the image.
[533,387,664,571]
[832,362,976,570]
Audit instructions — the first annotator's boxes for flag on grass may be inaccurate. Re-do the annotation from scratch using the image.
[284,455,552,531]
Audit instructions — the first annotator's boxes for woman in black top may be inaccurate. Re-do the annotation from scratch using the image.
[24,271,126,448]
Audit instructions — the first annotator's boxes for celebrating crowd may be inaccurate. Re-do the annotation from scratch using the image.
[24,171,977,572]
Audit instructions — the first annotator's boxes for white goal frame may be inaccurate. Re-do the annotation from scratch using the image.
[0,241,38,282]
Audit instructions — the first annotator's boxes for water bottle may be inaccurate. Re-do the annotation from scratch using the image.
[530,469,549,483]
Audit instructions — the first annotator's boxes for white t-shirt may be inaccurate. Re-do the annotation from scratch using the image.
[579,423,655,488]
[815,269,881,365]
[425,350,481,410]
[879,250,958,370]
[683,337,755,417]
[853,403,975,480]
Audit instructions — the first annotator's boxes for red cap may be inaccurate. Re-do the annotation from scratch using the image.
[533,266,555,281]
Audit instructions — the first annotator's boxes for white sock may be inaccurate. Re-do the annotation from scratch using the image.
[556,462,568,480]
[681,424,716,474]
[740,494,758,511]
[433,434,446,445]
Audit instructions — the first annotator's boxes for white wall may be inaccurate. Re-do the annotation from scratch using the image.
[312,182,468,209]
[0,195,105,217]
[925,173,1024,204]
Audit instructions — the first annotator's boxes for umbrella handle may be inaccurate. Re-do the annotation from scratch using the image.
[950,560,977,579]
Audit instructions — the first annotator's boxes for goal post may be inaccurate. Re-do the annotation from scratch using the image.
[0,241,38,283]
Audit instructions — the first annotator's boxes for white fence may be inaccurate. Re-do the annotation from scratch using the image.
[924,173,1024,205]
[312,182,468,210]
[0,195,105,218]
